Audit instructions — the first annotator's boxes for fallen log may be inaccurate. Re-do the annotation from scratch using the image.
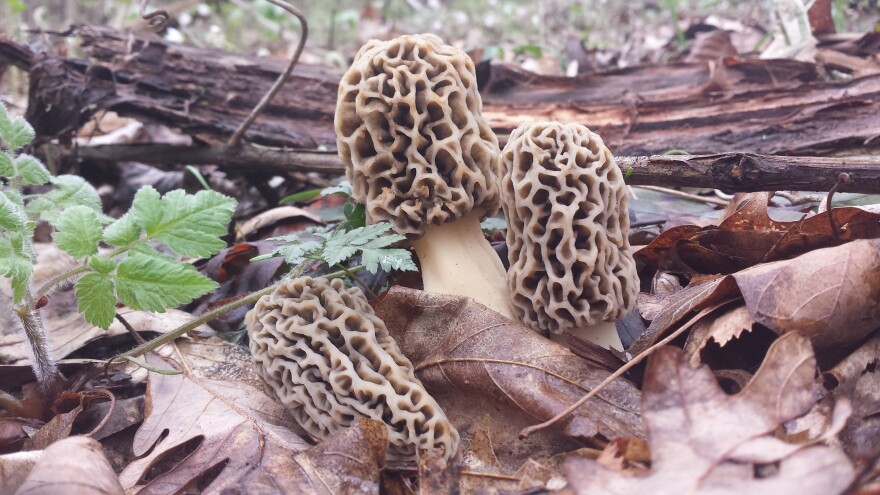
[49,143,880,194]
[3,26,880,158]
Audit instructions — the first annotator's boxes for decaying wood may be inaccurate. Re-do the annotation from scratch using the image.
[50,144,880,193]
[3,26,880,158]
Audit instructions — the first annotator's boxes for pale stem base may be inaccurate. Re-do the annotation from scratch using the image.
[550,320,624,352]
[410,210,515,319]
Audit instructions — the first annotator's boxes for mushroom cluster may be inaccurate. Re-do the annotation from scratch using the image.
[246,276,459,461]
[335,34,514,319]
[501,121,638,350]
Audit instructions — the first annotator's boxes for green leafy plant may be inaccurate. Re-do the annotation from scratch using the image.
[253,223,416,274]
[0,103,236,394]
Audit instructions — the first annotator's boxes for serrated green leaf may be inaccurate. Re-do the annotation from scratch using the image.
[0,152,13,177]
[130,186,162,233]
[132,188,236,257]
[2,117,35,150]
[53,205,103,259]
[103,213,142,247]
[0,103,11,144]
[360,247,417,273]
[90,255,117,274]
[26,175,103,225]
[0,192,24,231]
[319,223,402,266]
[116,254,218,312]
[0,235,33,303]
[76,272,117,329]
[271,240,322,266]
[13,154,51,185]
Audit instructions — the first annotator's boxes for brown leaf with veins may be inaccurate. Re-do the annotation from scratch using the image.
[634,192,880,283]
[733,238,880,350]
[562,333,855,495]
[13,436,123,495]
[634,239,880,356]
[120,338,386,494]
[823,334,880,462]
[378,287,643,472]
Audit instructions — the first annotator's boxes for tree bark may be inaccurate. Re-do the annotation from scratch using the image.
[3,27,880,158]
[49,144,880,194]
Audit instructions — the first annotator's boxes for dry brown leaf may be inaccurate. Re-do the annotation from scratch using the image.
[733,238,880,350]
[0,450,41,493]
[118,338,311,493]
[824,334,880,462]
[119,338,390,494]
[378,287,643,472]
[13,436,123,495]
[631,276,741,355]
[682,305,755,364]
[562,333,854,495]
[634,192,880,282]
[22,392,84,451]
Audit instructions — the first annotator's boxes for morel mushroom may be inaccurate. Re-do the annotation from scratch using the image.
[246,276,459,461]
[335,34,514,319]
[501,121,638,350]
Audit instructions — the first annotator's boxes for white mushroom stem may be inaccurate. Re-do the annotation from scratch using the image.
[410,210,515,319]
[550,322,623,352]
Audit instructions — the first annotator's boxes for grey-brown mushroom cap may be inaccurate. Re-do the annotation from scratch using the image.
[501,121,639,334]
[335,34,501,237]
[246,276,459,461]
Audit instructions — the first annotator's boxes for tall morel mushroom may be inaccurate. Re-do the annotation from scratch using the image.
[246,276,459,461]
[501,121,639,350]
[335,34,514,319]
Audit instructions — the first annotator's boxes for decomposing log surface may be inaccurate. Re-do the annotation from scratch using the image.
[3,26,879,158]
[3,27,880,195]
[50,144,880,194]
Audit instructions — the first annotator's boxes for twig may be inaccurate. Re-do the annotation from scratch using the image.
[115,265,363,360]
[139,0,170,32]
[227,0,308,147]
[84,388,117,437]
[334,263,379,300]
[115,314,146,345]
[826,172,851,241]
[519,298,739,439]
[634,185,729,206]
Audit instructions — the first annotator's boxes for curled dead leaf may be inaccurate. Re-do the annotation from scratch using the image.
[13,436,123,495]
[378,287,643,471]
[562,333,854,495]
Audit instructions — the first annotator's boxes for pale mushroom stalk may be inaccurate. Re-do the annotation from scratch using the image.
[335,34,516,319]
[549,321,622,351]
[410,210,513,318]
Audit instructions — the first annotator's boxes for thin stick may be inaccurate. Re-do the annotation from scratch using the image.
[116,265,362,360]
[84,388,117,437]
[519,299,739,439]
[115,313,146,345]
[227,0,308,147]
[334,263,379,300]
[635,185,729,206]
[826,172,851,241]
[139,0,170,31]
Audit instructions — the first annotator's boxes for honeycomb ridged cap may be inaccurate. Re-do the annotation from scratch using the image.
[335,34,501,237]
[501,121,638,334]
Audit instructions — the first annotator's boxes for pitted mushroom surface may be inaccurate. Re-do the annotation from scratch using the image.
[501,121,638,349]
[335,34,515,319]
[246,276,459,461]
[336,33,501,236]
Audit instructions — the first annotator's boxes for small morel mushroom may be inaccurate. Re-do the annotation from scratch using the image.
[501,121,639,351]
[335,34,514,319]
[246,276,459,461]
